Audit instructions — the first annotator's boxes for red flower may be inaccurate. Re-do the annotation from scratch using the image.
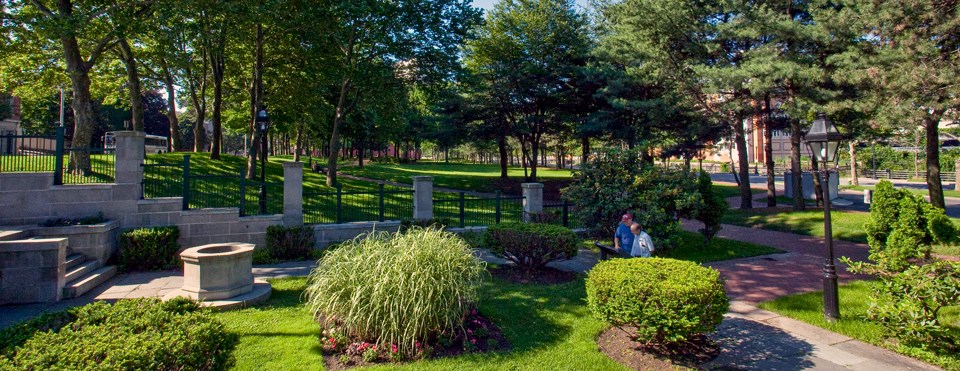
[391,344,398,353]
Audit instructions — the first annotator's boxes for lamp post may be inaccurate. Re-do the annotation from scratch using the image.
[256,109,270,214]
[804,112,843,321]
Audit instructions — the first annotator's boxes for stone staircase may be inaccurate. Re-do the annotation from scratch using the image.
[63,253,117,299]
[0,226,117,303]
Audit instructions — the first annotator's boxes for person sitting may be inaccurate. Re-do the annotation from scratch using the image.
[629,223,655,258]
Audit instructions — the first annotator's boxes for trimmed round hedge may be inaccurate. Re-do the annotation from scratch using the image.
[586,258,728,343]
[0,298,237,370]
[305,227,486,357]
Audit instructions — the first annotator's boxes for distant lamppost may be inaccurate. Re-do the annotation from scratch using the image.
[804,113,843,321]
[256,109,270,214]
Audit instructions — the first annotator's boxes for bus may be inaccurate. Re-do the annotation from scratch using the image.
[103,132,169,153]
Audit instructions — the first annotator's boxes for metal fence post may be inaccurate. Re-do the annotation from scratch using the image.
[181,155,191,210]
[336,183,343,224]
[562,201,569,227]
[53,126,64,185]
[378,183,385,222]
[458,192,465,228]
[239,169,247,216]
[495,191,501,224]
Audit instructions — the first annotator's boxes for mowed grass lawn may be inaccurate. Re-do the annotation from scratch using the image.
[585,231,782,263]
[722,207,873,243]
[761,281,960,370]
[218,276,625,371]
[339,161,574,192]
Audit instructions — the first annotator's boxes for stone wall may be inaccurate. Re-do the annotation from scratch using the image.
[0,238,66,305]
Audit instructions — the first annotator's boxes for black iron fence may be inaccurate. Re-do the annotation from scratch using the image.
[541,201,581,229]
[433,192,524,228]
[0,127,114,184]
[303,184,414,225]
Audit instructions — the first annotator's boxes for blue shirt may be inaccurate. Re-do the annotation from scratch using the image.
[615,223,634,250]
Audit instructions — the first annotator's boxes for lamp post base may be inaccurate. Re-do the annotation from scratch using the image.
[823,263,840,321]
[259,184,267,215]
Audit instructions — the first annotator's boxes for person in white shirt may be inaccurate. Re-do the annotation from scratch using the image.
[629,223,655,258]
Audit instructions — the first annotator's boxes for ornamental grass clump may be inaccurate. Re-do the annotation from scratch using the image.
[305,227,486,358]
[586,258,728,344]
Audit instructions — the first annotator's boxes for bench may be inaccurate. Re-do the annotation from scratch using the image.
[594,241,624,261]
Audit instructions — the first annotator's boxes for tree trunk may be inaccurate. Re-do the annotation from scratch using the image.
[118,39,144,132]
[210,53,224,160]
[530,134,539,181]
[811,156,823,207]
[294,125,303,162]
[161,61,182,151]
[60,34,95,175]
[790,118,805,211]
[326,76,351,187]
[358,139,365,169]
[581,136,590,167]
[849,141,859,186]
[246,22,264,178]
[733,117,752,209]
[764,96,776,207]
[926,115,946,209]
[497,135,508,178]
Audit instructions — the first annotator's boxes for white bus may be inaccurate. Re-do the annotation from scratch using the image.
[103,132,169,153]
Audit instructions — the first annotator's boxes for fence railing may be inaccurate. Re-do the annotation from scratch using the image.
[434,192,524,228]
[862,169,957,182]
[0,127,114,185]
[542,201,581,229]
[303,184,414,225]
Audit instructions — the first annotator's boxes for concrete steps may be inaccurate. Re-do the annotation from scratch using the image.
[64,260,100,283]
[65,254,84,270]
[63,263,117,299]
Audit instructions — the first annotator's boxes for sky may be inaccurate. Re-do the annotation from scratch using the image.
[471,0,592,11]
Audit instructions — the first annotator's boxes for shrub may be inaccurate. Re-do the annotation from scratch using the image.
[399,217,453,232]
[562,148,708,250]
[484,222,579,271]
[263,225,316,262]
[0,298,238,370]
[117,226,180,272]
[863,180,955,272]
[690,172,727,242]
[586,258,728,344]
[305,227,485,358]
[40,212,106,227]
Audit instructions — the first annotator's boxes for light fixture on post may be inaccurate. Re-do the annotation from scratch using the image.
[255,109,270,215]
[804,112,843,321]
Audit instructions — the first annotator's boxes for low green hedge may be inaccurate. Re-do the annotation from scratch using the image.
[0,298,238,370]
[484,222,579,271]
[117,226,180,272]
[586,258,728,344]
[257,225,316,264]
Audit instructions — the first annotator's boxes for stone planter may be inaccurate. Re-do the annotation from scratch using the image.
[31,221,119,265]
[179,243,255,301]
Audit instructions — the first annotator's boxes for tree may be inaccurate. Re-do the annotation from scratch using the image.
[465,0,591,181]
[830,0,960,209]
[321,0,481,186]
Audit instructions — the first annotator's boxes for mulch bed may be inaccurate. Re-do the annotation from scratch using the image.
[489,265,580,285]
[597,326,720,370]
[322,311,510,370]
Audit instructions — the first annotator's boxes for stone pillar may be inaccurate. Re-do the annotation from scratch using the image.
[283,162,303,226]
[413,176,433,221]
[522,183,543,222]
[114,131,145,186]
[954,159,959,190]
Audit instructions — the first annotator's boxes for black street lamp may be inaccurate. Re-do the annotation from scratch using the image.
[804,112,843,321]
[256,109,270,214]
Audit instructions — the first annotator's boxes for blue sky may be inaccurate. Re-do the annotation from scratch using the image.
[471,0,591,11]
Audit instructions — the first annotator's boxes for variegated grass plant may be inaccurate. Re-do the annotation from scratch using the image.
[305,227,486,357]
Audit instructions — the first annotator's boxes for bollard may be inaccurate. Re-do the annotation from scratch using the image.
[864,189,873,204]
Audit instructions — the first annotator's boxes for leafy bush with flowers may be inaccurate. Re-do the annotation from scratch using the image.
[307,227,487,361]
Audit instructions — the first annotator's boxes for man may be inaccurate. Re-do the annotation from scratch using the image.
[613,213,634,257]
[629,223,655,258]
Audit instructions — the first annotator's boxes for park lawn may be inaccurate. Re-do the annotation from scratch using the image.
[711,184,765,200]
[722,207,872,244]
[339,161,574,192]
[760,280,960,370]
[0,153,116,184]
[218,276,625,371]
[583,231,782,263]
[842,184,960,199]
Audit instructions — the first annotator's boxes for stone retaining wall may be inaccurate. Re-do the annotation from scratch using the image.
[0,238,66,305]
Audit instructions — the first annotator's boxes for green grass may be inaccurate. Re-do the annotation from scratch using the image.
[219,275,625,371]
[0,153,115,184]
[339,161,574,192]
[711,184,764,200]
[585,231,782,263]
[722,207,873,243]
[760,280,960,370]
[842,184,960,199]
